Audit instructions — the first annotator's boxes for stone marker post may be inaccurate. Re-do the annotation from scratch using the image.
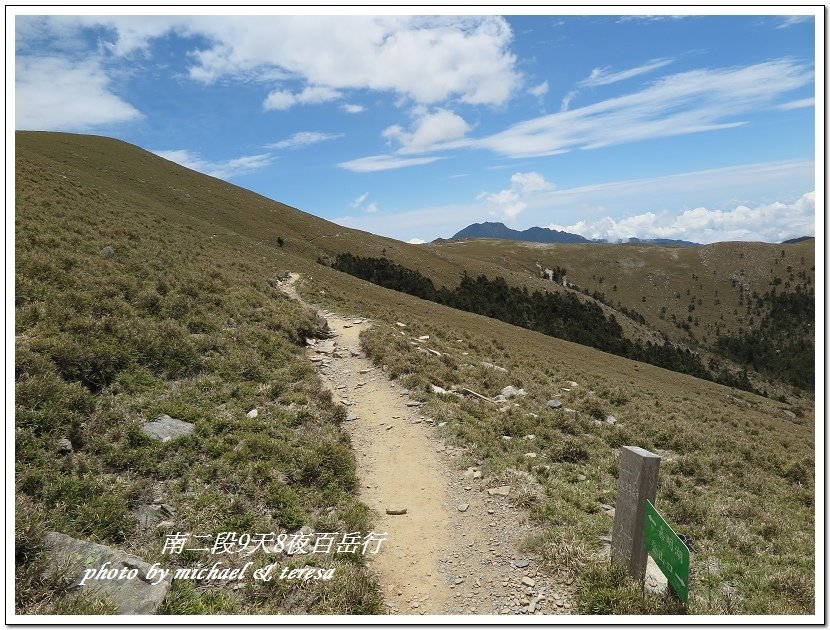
[610,446,661,583]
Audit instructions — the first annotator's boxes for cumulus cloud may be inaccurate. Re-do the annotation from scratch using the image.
[383,107,471,153]
[476,59,813,158]
[341,103,365,114]
[263,85,342,110]
[15,56,142,130]
[337,154,443,173]
[266,131,343,150]
[31,16,520,107]
[482,171,555,220]
[407,238,426,244]
[546,191,815,244]
[153,149,273,180]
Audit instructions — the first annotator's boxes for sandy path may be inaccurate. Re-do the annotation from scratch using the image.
[280,274,574,615]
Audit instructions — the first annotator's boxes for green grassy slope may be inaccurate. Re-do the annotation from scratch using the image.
[15,132,815,615]
[424,238,815,397]
[15,132,381,614]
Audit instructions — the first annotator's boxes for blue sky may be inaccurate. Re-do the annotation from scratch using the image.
[13,11,818,244]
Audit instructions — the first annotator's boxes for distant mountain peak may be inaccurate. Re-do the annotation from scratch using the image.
[450,222,701,247]
[451,222,590,244]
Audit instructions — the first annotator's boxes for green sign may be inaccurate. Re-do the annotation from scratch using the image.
[644,500,689,602]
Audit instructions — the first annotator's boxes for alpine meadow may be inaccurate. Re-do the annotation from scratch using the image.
[14,131,816,616]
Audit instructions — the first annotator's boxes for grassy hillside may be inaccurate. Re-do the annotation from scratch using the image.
[424,239,815,397]
[15,132,815,615]
[15,132,381,614]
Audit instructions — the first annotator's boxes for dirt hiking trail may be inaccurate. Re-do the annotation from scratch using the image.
[280,273,575,615]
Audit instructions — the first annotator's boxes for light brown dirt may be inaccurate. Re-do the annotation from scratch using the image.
[280,273,575,615]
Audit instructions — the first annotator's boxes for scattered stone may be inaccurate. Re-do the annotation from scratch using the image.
[411,601,420,609]
[499,386,526,399]
[457,503,469,513]
[605,415,617,425]
[101,245,116,257]
[56,438,73,454]
[601,504,615,517]
[525,452,537,458]
[486,486,511,497]
[345,413,359,422]
[246,408,259,419]
[523,434,536,440]
[563,408,576,414]
[577,474,587,481]
[645,555,669,594]
[473,471,483,479]
[514,558,530,569]
[134,504,162,529]
[418,335,430,341]
[438,422,447,427]
[395,322,407,328]
[156,520,175,530]
[42,532,171,614]
[406,401,424,407]
[783,410,797,419]
[522,576,536,587]
[430,384,450,395]
[386,507,407,515]
[315,340,336,354]
[481,362,508,373]
[501,435,512,441]
[141,415,194,442]
[546,400,562,409]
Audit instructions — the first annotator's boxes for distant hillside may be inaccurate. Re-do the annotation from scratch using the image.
[624,237,700,247]
[782,236,814,244]
[452,222,590,244]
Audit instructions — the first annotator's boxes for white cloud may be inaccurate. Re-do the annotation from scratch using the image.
[546,191,815,243]
[475,59,813,158]
[332,161,813,243]
[560,89,578,112]
[350,192,369,208]
[15,56,141,130]
[482,171,555,220]
[347,191,378,213]
[775,97,815,111]
[337,154,443,173]
[777,15,812,28]
[577,58,673,87]
[266,131,343,150]
[263,85,342,110]
[341,103,365,114]
[153,149,273,180]
[529,81,549,98]
[407,238,426,244]
[41,16,520,107]
[383,107,471,153]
